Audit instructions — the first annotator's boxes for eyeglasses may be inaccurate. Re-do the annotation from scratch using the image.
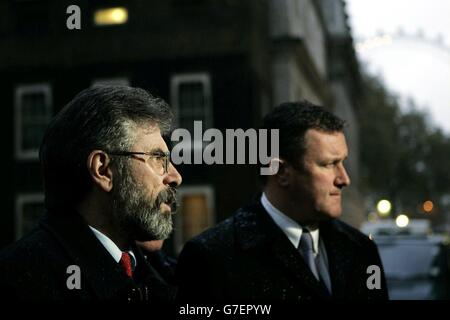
[108,150,170,175]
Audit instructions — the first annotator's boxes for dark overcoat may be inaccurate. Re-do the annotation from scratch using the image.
[176,199,389,301]
[0,211,176,301]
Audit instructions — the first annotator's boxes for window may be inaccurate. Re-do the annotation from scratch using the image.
[174,186,215,253]
[170,73,212,135]
[15,193,45,240]
[14,84,52,160]
[93,7,128,26]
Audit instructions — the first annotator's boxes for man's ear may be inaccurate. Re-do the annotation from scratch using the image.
[275,159,291,187]
[86,150,113,192]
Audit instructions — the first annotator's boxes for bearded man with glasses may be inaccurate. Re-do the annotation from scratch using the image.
[0,86,182,301]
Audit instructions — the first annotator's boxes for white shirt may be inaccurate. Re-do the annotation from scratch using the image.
[261,193,320,255]
[88,226,137,269]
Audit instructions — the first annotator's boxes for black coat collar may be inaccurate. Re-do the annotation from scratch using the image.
[234,198,358,299]
[40,212,175,300]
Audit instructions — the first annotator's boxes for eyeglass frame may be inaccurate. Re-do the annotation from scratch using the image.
[107,150,171,175]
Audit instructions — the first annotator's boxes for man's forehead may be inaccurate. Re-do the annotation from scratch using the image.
[305,128,345,140]
[304,129,348,155]
[133,126,167,150]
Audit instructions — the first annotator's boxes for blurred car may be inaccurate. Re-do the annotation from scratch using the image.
[361,220,450,300]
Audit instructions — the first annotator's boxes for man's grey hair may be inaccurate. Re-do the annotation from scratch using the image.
[39,86,173,212]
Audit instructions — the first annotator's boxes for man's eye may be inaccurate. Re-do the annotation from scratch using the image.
[151,152,165,158]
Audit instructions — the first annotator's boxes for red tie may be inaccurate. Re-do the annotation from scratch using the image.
[119,252,133,278]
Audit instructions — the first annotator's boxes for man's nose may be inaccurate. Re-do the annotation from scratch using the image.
[164,162,182,188]
[335,164,351,188]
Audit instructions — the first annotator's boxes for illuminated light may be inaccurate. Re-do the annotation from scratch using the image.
[423,200,434,213]
[396,214,409,228]
[376,199,392,216]
[94,7,128,26]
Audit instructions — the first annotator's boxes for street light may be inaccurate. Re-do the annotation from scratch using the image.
[396,214,410,228]
[423,200,434,213]
[376,199,392,217]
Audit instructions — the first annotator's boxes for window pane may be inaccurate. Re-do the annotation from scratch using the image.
[19,89,50,154]
[180,193,210,243]
[179,82,205,118]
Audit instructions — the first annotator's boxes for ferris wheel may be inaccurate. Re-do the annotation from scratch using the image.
[355,29,450,64]
[353,29,450,134]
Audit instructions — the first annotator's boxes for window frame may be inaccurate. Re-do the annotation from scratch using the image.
[15,193,45,240]
[14,83,52,161]
[170,72,213,130]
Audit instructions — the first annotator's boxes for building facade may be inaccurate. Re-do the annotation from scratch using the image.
[0,0,363,253]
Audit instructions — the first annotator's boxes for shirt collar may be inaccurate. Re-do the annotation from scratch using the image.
[88,225,137,268]
[261,193,320,254]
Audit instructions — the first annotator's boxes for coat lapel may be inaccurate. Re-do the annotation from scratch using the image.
[41,213,133,299]
[235,199,331,299]
[320,220,357,299]
[132,244,178,301]
[41,212,175,300]
[269,231,331,298]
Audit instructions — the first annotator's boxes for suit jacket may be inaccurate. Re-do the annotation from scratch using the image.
[0,211,176,301]
[144,249,177,286]
[176,198,389,301]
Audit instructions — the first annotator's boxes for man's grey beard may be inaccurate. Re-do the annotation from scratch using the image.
[111,162,178,241]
